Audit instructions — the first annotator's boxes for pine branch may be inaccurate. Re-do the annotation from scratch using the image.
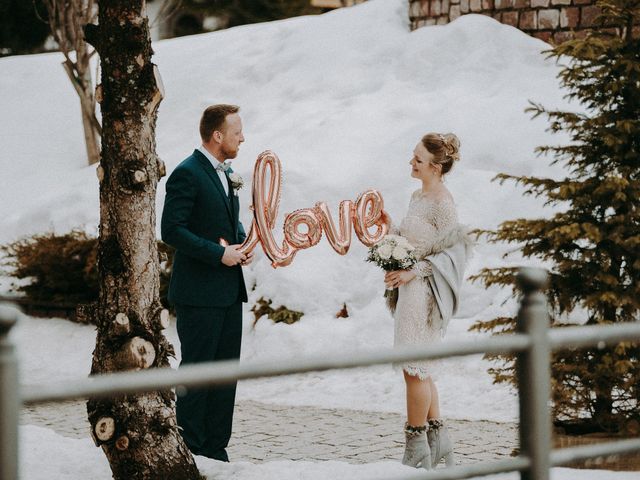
[472,0,640,431]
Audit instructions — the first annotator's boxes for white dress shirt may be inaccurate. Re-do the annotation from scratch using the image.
[198,145,229,195]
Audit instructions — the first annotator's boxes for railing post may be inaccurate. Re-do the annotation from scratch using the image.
[0,303,21,480]
[516,268,551,480]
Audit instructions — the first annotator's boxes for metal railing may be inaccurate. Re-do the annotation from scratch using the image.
[2,267,640,479]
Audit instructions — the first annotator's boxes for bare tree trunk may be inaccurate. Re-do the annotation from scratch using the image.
[76,64,100,165]
[80,94,100,165]
[75,30,100,165]
[83,2,199,478]
[44,0,102,165]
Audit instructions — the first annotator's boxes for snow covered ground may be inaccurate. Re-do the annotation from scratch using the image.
[2,0,620,477]
[13,308,519,422]
[20,426,640,480]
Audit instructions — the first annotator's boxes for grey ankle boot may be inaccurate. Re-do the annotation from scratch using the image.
[401,424,432,470]
[427,419,455,468]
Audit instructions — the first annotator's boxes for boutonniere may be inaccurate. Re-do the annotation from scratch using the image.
[229,172,244,195]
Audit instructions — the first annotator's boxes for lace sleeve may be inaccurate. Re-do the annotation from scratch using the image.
[430,197,457,232]
[412,260,433,279]
[412,197,458,258]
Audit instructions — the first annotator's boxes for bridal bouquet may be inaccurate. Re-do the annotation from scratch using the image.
[367,234,417,273]
[367,234,417,303]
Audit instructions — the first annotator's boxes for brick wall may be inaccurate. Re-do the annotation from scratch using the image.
[408,0,634,43]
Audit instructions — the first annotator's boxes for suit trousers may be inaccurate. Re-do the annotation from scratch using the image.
[175,302,243,461]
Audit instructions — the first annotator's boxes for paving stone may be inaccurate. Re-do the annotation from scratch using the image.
[21,399,518,465]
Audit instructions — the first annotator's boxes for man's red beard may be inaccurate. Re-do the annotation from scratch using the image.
[221,145,238,160]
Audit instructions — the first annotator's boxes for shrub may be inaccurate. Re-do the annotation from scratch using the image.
[1,230,98,305]
[1,231,174,321]
[251,297,304,327]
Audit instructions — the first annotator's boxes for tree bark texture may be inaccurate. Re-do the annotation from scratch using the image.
[85,2,199,478]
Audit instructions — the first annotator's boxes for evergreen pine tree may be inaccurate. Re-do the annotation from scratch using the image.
[472,0,640,433]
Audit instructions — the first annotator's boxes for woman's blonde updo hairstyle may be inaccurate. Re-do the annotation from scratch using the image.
[421,132,461,176]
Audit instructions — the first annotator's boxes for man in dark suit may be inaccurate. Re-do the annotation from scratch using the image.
[161,104,253,462]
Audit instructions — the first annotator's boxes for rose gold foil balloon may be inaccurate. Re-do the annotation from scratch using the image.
[233,150,390,268]
[353,189,390,247]
[250,151,296,267]
[236,159,264,257]
[314,200,353,255]
[236,223,260,256]
[283,208,323,250]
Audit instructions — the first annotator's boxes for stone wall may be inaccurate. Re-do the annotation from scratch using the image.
[408,0,629,43]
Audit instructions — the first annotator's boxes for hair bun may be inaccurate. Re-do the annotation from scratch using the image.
[442,133,460,162]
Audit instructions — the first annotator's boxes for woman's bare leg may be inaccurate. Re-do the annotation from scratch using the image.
[427,377,441,420]
[404,370,431,425]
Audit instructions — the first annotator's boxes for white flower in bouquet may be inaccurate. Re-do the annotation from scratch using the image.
[366,234,417,273]
[392,246,408,261]
[384,234,402,244]
[366,234,418,299]
[378,244,393,260]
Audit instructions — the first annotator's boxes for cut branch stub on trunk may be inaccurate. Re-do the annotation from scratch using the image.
[146,65,164,115]
[132,170,147,184]
[94,416,116,443]
[113,313,130,335]
[157,157,166,178]
[159,309,170,330]
[115,435,130,451]
[115,337,156,370]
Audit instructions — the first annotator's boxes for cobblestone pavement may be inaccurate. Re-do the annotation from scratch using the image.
[21,400,518,465]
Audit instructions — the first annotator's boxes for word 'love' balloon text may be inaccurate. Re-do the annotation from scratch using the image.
[232,151,390,268]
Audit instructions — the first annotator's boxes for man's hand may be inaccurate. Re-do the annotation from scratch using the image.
[221,245,246,267]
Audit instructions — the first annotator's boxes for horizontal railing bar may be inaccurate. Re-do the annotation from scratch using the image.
[20,322,640,405]
[548,322,640,350]
[21,335,531,405]
[392,456,530,480]
[551,438,640,466]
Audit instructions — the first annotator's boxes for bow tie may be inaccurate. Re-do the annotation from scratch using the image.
[215,161,231,173]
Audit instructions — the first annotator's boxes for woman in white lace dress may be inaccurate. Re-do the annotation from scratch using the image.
[385,132,461,470]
